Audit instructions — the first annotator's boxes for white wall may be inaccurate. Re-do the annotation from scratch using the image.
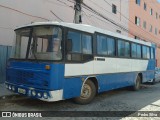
[0,0,129,46]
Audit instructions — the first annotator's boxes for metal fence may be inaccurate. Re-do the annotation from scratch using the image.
[0,45,12,83]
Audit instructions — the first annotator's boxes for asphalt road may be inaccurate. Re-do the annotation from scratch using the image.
[0,82,160,119]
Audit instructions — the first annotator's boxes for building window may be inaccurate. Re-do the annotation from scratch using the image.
[156,12,158,19]
[135,36,140,40]
[136,0,141,6]
[149,25,152,32]
[143,21,146,29]
[150,8,153,15]
[144,2,147,10]
[135,16,140,26]
[116,30,121,34]
[112,4,117,14]
[155,28,158,35]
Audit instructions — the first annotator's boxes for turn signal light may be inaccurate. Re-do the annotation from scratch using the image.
[45,65,50,70]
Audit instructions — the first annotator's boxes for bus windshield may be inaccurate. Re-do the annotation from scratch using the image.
[13,26,62,61]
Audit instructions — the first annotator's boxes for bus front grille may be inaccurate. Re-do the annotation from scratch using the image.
[7,68,49,88]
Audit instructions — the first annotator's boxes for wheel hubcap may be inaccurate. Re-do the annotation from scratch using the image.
[80,84,91,99]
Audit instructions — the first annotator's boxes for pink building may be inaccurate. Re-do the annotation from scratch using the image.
[129,0,160,66]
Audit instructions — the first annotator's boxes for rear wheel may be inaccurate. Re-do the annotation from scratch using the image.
[132,75,141,91]
[74,80,96,104]
[150,79,156,85]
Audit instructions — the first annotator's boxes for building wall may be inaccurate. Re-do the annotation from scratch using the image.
[83,0,129,36]
[129,0,160,67]
[0,0,75,46]
[0,0,129,46]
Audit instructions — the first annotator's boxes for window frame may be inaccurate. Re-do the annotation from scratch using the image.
[66,28,94,63]
[142,45,151,59]
[96,32,116,57]
[144,2,147,11]
[131,43,142,59]
[112,4,117,14]
[136,0,141,6]
[135,16,140,26]
[117,39,131,58]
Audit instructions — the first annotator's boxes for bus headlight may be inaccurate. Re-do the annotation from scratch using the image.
[12,86,15,91]
[9,85,11,90]
[32,91,36,96]
[37,93,41,97]
[43,93,48,99]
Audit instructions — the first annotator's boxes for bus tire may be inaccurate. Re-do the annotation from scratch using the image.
[74,80,96,104]
[150,79,156,85]
[133,75,141,91]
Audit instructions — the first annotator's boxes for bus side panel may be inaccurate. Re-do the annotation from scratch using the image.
[50,64,65,90]
[142,71,155,83]
[96,72,137,93]
[141,59,155,82]
[63,77,82,99]
[147,59,156,71]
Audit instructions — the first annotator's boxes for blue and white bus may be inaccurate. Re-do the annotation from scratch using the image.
[5,22,156,104]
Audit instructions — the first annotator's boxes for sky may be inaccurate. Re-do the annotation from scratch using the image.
[158,0,160,3]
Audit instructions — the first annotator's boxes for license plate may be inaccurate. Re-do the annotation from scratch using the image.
[18,88,26,94]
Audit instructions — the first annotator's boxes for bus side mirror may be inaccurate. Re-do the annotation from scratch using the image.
[67,39,72,52]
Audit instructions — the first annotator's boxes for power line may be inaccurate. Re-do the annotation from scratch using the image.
[0,4,49,21]
[103,0,159,42]
[50,10,64,22]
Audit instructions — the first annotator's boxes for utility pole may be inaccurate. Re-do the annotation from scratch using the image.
[74,0,83,24]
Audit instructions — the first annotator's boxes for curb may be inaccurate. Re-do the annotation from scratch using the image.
[0,94,26,102]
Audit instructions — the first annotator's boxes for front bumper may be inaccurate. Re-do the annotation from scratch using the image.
[5,82,63,102]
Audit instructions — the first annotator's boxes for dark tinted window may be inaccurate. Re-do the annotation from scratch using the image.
[132,43,137,58]
[67,31,81,53]
[137,45,141,58]
[112,4,117,14]
[131,43,142,58]
[97,35,115,56]
[118,40,130,57]
[125,42,130,57]
[97,35,107,55]
[136,0,141,5]
[82,34,92,54]
[142,46,150,59]
[107,37,115,56]
[151,48,154,59]
[118,40,125,57]
[67,31,92,61]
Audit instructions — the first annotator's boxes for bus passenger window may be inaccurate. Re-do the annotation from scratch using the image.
[118,40,125,57]
[67,31,81,53]
[107,37,115,56]
[137,45,142,58]
[151,48,154,59]
[125,42,130,57]
[82,34,92,54]
[132,43,137,58]
[146,47,150,59]
[97,35,107,55]
[142,46,147,59]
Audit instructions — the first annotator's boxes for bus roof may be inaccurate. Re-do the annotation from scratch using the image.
[15,21,153,47]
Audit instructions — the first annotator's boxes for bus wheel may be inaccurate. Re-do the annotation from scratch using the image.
[133,75,141,91]
[74,80,96,104]
[150,79,156,85]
